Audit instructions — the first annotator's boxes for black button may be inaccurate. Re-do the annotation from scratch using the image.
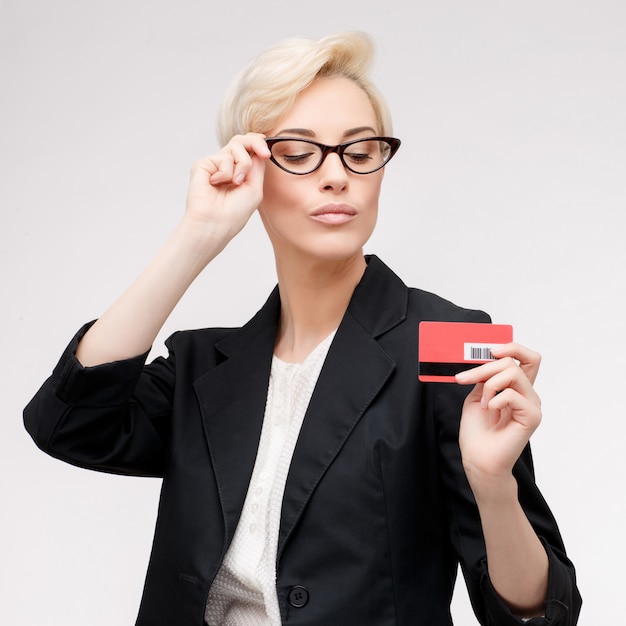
[288,585,309,608]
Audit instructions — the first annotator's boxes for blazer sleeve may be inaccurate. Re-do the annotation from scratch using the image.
[433,381,582,625]
[24,321,177,477]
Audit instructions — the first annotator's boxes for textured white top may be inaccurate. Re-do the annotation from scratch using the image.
[205,331,336,626]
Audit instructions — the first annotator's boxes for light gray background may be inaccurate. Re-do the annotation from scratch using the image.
[2,0,624,623]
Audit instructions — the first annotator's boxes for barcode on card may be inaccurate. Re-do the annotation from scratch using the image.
[463,343,503,361]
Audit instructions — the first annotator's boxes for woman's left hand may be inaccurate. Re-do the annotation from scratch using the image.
[455,343,542,486]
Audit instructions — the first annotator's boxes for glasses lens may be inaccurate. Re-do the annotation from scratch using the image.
[343,139,393,174]
[269,140,323,174]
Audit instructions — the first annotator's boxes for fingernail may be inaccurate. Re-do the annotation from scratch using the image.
[480,395,488,409]
[234,173,244,185]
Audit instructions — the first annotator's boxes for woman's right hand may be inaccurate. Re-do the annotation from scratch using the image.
[75,134,272,367]
[184,133,271,247]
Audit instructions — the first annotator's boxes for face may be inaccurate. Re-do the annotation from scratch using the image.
[258,76,385,265]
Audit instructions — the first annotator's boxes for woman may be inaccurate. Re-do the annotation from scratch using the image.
[24,32,581,625]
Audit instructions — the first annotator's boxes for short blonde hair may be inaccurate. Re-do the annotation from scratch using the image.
[216,31,392,145]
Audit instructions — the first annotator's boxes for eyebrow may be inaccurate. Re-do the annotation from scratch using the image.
[274,126,378,139]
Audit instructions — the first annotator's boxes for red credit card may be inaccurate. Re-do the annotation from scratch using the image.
[418,321,513,382]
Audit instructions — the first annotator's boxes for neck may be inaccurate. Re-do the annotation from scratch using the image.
[273,252,367,363]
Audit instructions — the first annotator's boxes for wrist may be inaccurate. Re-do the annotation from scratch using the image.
[173,216,230,267]
[464,468,519,509]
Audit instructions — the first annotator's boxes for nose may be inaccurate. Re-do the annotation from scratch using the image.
[318,152,349,192]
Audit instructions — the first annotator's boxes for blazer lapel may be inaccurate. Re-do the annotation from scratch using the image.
[278,255,408,556]
[194,289,280,547]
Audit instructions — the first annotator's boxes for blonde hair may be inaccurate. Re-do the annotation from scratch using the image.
[216,31,392,145]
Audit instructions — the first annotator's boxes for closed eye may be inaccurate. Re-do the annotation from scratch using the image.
[282,151,316,163]
[344,151,373,164]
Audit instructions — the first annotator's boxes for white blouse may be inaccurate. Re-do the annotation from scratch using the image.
[205,331,336,626]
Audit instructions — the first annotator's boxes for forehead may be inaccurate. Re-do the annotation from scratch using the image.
[270,76,379,138]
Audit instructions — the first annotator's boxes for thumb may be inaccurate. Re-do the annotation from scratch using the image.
[243,153,268,194]
[464,381,484,404]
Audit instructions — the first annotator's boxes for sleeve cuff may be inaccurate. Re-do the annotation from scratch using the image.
[52,321,151,406]
[480,538,575,625]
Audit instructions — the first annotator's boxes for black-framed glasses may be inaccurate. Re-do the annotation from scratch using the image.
[265,136,401,175]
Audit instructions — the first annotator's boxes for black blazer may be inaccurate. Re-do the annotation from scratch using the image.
[24,256,581,625]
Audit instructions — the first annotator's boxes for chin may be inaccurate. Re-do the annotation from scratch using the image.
[301,239,371,264]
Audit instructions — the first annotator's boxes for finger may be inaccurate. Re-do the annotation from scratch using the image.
[246,133,272,159]
[479,363,538,409]
[489,342,541,384]
[486,387,542,431]
[228,143,254,184]
[215,134,271,186]
[244,152,267,191]
[455,356,518,385]
[208,154,236,185]
[190,155,219,178]
[223,133,271,159]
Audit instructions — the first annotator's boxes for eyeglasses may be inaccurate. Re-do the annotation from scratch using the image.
[265,136,401,175]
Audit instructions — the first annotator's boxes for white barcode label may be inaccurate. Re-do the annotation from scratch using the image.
[463,343,503,361]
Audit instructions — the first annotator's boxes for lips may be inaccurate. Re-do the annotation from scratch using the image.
[310,203,357,224]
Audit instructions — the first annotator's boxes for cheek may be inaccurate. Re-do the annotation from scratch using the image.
[260,168,296,213]
[362,174,384,207]
[258,178,299,233]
